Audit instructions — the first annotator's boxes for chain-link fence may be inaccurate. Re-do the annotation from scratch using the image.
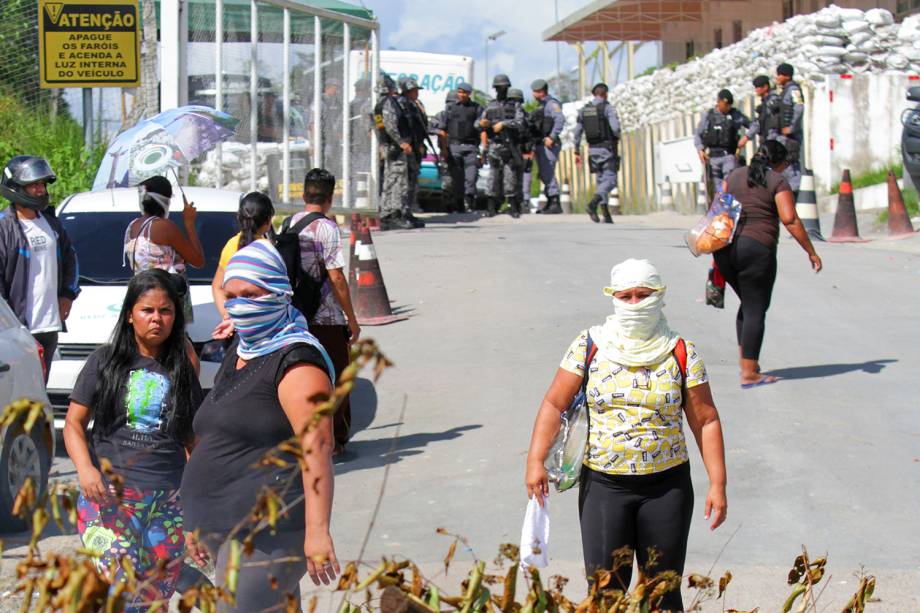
[186,1,378,210]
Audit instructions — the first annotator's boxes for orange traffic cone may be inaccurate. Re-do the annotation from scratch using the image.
[829,169,868,243]
[351,220,407,326]
[886,171,916,239]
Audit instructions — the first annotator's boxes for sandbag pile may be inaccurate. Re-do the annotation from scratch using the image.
[195,141,310,192]
[588,4,912,134]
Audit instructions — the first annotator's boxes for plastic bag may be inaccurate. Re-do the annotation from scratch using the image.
[519,496,549,569]
[544,388,589,492]
[686,191,741,257]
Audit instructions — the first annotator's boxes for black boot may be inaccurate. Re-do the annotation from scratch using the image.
[601,201,614,224]
[381,213,413,231]
[487,198,498,217]
[464,194,475,213]
[405,211,426,228]
[544,195,562,214]
[510,197,521,219]
[586,194,602,223]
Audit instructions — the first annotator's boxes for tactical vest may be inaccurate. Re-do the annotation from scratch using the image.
[531,100,556,137]
[398,96,424,145]
[374,96,409,145]
[757,94,783,138]
[582,101,616,146]
[702,109,738,152]
[485,100,517,141]
[447,102,479,144]
[781,83,801,134]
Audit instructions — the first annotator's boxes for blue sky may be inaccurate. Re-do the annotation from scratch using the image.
[355,0,659,97]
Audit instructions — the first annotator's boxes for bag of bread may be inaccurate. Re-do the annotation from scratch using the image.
[686,191,741,257]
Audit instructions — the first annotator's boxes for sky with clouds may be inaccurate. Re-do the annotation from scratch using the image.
[354,0,659,97]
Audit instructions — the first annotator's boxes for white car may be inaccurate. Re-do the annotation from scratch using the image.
[48,186,242,430]
[0,297,54,531]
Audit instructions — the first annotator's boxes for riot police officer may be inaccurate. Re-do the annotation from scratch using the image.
[507,88,529,213]
[435,82,482,213]
[775,63,805,193]
[377,74,416,230]
[694,89,751,185]
[478,74,525,218]
[530,78,565,214]
[397,76,428,227]
[430,89,459,211]
[739,75,782,149]
[573,83,621,224]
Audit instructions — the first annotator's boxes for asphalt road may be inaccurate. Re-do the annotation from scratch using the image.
[8,211,920,611]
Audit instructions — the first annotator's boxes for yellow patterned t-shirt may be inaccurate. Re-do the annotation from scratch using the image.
[560,330,709,476]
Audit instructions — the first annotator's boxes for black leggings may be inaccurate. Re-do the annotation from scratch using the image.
[578,463,693,611]
[713,235,778,360]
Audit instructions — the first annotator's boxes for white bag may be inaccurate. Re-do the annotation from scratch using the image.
[519,496,550,569]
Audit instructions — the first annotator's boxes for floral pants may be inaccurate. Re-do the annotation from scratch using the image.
[77,487,186,612]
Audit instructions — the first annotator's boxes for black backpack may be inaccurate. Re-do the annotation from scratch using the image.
[275,212,329,322]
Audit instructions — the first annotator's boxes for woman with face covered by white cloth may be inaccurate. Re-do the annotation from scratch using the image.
[525,259,726,610]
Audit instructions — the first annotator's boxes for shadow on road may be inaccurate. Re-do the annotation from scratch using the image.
[766,359,897,380]
[349,378,378,438]
[334,424,482,475]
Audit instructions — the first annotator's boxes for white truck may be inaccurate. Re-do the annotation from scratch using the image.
[349,50,474,118]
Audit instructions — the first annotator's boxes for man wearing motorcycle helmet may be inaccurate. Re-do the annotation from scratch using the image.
[0,155,80,380]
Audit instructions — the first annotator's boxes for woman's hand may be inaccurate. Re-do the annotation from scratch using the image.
[185,530,210,567]
[182,199,197,226]
[809,253,823,273]
[212,317,235,340]
[525,460,549,506]
[78,467,109,504]
[704,483,727,530]
[304,530,340,586]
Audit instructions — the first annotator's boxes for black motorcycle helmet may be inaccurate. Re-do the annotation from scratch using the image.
[1,156,57,211]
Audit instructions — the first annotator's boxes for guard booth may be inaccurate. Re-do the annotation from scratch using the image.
[159,0,380,212]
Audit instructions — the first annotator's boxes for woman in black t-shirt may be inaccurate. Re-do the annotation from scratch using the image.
[181,240,338,611]
[64,269,205,612]
[716,141,822,388]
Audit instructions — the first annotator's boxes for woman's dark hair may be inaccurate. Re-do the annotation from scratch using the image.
[139,175,173,217]
[747,140,788,188]
[238,191,275,249]
[91,269,197,443]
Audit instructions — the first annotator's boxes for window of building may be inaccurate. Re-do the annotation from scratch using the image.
[714,28,723,49]
[733,20,743,43]
[686,40,695,59]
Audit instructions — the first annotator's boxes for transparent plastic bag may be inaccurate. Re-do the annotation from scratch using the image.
[686,191,742,257]
[544,389,589,492]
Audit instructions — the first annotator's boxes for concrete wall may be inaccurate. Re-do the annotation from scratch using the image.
[809,73,916,193]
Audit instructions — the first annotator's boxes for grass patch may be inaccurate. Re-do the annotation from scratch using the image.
[0,95,106,209]
[829,163,903,194]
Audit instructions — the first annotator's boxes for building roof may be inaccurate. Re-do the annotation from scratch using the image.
[543,0,712,42]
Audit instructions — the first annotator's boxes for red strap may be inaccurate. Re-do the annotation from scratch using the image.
[673,338,687,381]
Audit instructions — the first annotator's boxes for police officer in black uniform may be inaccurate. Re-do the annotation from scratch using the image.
[431,89,459,211]
[694,89,751,185]
[435,82,482,213]
[739,75,782,152]
[775,63,805,193]
[573,83,621,223]
[397,76,428,227]
[478,74,525,218]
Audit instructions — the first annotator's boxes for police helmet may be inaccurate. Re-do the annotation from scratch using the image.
[456,81,473,93]
[492,74,511,88]
[530,78,548,92]
[591,82,609,96]
[446,89,459,104]
[507,88,524,101]
[377,73,397,95]
[1,156,56,211]
[354,76,371,92]
[400,76,422,93]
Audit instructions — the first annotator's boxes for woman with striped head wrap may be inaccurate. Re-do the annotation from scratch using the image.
[181,239,340,609]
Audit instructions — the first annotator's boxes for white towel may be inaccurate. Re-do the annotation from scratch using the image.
[520,496,550,569]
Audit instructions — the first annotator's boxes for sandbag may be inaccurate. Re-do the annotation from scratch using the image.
[814,34,848,46]
[866,8,894,26]
[902,46,920,62]
[817,46,848,57]
[842,52,869,64]
[816,14,841,28]
[842,20,871,35]
[838,8,865,22]
[849,31,874,46]
[887,53,910,70]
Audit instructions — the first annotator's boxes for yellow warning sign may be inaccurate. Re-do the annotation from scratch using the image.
[39,0,140,88]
